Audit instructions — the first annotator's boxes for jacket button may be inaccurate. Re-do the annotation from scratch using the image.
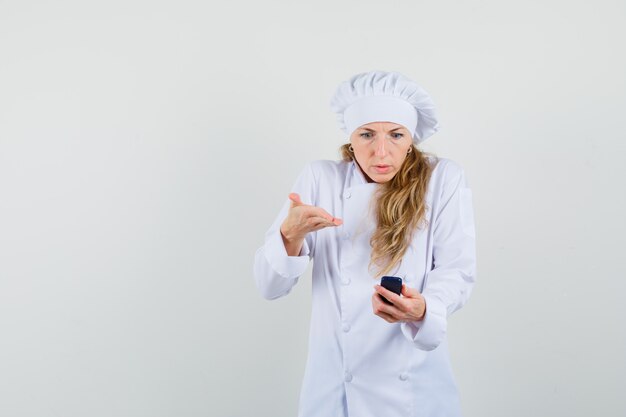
[343,232,351,240]
[342,323,351,332]
[344,372,353,382]
[399,373,408,381]
[341,278,351,285]
[345,192,351,199]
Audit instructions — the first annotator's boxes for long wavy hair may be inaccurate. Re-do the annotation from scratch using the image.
[339,142,438,278]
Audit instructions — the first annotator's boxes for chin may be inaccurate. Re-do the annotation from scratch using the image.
[371,174,393,183]
[371,171,394,178]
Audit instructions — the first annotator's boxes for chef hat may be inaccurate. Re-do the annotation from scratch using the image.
[329,70,440,145]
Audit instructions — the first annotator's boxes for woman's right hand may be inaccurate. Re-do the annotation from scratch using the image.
[280,193,343,253]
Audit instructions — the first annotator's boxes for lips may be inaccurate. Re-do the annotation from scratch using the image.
[373,165,391,173]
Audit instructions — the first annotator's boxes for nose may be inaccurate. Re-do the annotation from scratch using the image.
[374,137,387,157]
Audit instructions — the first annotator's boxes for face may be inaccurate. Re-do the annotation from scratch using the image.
[349,121,413,183]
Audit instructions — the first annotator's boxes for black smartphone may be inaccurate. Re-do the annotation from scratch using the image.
[379,276,402,305]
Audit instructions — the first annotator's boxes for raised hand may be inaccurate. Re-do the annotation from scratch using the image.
[280,193,343,255]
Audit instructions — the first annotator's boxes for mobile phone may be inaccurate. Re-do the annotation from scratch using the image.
[379,276,402,305]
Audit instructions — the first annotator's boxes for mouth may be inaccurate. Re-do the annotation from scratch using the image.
[373,165,391,173]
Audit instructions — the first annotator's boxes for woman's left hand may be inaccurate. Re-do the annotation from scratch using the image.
[372,284,426,323]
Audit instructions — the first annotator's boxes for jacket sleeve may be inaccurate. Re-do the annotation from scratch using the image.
[253,162,317,300]
[400,161,477,351]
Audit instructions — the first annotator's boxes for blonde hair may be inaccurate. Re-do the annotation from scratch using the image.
[339,143,437,278]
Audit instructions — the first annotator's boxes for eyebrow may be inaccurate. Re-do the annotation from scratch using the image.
[360,127,405,132]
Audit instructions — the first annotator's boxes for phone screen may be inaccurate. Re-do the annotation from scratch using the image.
[379,276,402,305]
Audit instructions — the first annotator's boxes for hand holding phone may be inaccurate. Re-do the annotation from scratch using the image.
[379,276,402,305]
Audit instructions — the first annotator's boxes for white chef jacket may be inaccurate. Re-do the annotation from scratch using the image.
[253,156,477,417]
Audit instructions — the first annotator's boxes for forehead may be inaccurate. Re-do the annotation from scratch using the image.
[359,121,406,131]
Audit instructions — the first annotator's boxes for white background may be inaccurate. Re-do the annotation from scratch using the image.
[1,1,624,416]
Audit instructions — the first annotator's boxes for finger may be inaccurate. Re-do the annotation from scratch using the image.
[401,284,419,298]
[307,213,342,228]
[371,295,395,321]
[306,216,336,229]
[371,293,386,312]
[372,294,402,318]
[307,222,334,234]
[309,221,341,233]
[373,284,402,306]
[307,206,343,225]
[289,193,305,208]
[310,223,328,232]
[375,309,398,323]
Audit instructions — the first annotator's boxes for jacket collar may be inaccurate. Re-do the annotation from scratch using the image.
[350,159,379,188]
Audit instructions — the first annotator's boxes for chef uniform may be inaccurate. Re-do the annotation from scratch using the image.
[253,71,477,417]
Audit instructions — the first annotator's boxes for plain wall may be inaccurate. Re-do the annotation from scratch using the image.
[1,1,624,416]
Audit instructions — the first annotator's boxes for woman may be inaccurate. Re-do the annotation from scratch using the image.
[253,70,477,417]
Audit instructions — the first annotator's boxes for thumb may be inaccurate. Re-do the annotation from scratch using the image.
[401,284,417,298]
[289,192,304,208]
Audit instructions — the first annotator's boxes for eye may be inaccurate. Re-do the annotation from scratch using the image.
[392,133,404,139]
[359,132,373,138]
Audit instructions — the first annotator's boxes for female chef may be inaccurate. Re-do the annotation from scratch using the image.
[253,70,477,417]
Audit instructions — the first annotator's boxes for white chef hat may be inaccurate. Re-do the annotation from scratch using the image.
[329,70,440,145]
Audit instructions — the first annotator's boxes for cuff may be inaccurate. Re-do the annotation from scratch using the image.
[263,228,311,279]
[400,294,447,351]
